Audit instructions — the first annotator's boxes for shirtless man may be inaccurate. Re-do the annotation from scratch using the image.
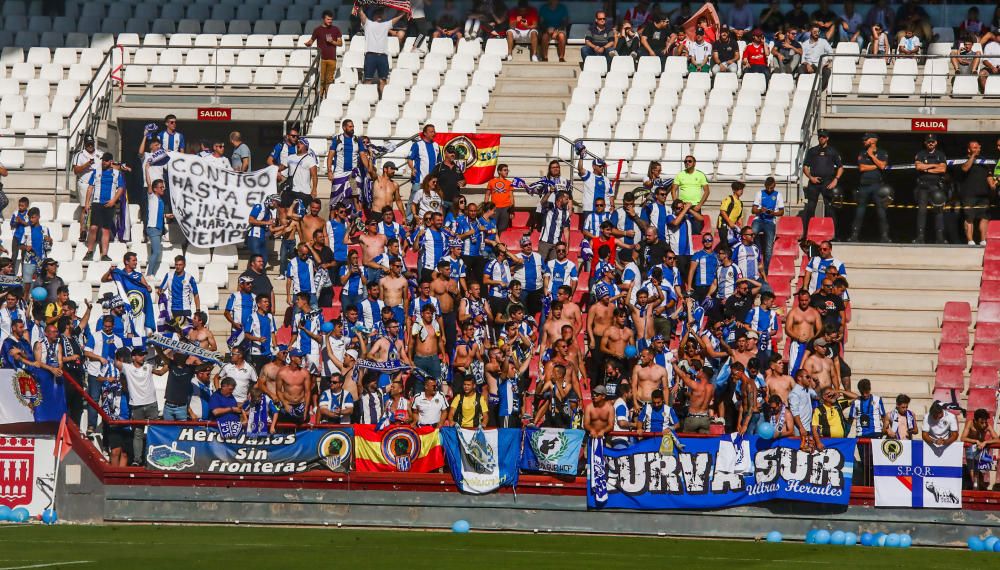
[299,198,326,245]
[586,285,615,381]
[255,344,288,402]
[187,311,217,354]
[430,260,460,355]
[540,301,572,351]
[583,385,615,438]
[731,333,759,369]
[627,288,660,347]
[631,347,670,407]
[801,338,840,391]
[674,361,714,434]
[453,320,484,378]
[379,256,409,327]
[409,304,448,382]
[355,218,387,278]
[765,353,796,403]
[785,289,823,376]
[276,348,314,423]
[544,339,584,400]
[371,161,405,216]
[599,308,634,372]
[556,285,584,336]
[367,319,409,364]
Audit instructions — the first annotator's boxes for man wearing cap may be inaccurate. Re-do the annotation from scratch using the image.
[683,27,713,73]
[577,150,612,228]
[280,137,319,205]
[802,338,839,392]
[801,129,844,236]
[327,119,370,216]
[406,124,442,222]
[849,133,889,242]
[113,346,165,464]
[431,145,466,214]
[741,29,770,79]
[224,277,258,333]
[73,134,102,236]
[751,176,784,271]
[83,153,125,262]
[371,162,404,219]
[583,384,614,438]
[913,134,948,243]
[513,238,547,318]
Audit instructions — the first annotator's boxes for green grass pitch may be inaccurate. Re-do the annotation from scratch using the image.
[0,525,991,569]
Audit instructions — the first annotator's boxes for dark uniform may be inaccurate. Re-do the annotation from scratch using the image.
[850,135,889,242]
[801,135,843,234]
[953,156,993,229]
[913,139,947,243]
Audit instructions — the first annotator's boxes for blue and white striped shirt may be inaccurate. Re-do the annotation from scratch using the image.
[326,219,348,262]
[159,271,199,313]
[293,310,321,357]
[359,298,385,330]
[158,130,185,152]
[805,256,846,292]
[583,211,610,237]
[642,201,672,241]
[377,220,405,242]
[269,141,296,166]
[545,258,578,295]
[248,311,276,356]
[444,254,466,282]
[579,170,609,212]
[409,296,441,319]
[224,292,257,329]
[514,252,547,292]
[247,204,272,239]
[484,258,511,298]
[665,212,695,256]
[715,264,743,300]
[419,228,447,271]
[339,264,365,297]
[329,134,366,177]
[753,189,784,223]
[408,138,441,183]
[610,207,639,246]
[287,257,316,294]
[496,377,520,417]
[146,192,165,231]
[539,205,570,244]
[730,242,762,281]
[745,306,779,337]
[88,169,124,204]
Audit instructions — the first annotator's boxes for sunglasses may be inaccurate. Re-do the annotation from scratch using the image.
[684,159,695,164]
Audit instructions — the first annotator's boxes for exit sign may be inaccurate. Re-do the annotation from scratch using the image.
[911,118,948,131]
[197,107,232,121]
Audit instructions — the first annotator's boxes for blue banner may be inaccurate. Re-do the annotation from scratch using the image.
[519,427,584,475]
[587,435,856,510]
[112,268,156,331]
[145,426,353,473]
[441,427,520,494]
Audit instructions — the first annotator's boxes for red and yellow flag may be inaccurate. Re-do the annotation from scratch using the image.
[435,133,501,185]
[354,424,444,473]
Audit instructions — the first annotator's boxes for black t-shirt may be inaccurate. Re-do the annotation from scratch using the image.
[811,8,837,28]
[164,361,196,405]
[803,144,842,180]
[240,269,273,300]
[313,244,336,282]
[810,292,844,328]
[715,39,738,62]
[725,292,754,322]
[915,149,947,185]
[432,163,466,203]
[857,148,888,187]
[642,25,670,54]
[639,240,670,272]
[953,161,992,199]
[784,9,810,28]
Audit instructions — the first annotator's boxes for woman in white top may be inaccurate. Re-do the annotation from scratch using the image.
[410,173,444,219]
[216,346,258,404]
[921,401,959,448]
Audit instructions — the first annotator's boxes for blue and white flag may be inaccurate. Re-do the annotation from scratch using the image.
[519,427,584,475]
[589,438,608,505]
[872,439,962,508]
[0,369,66,424]
[440,427,520,494]
[111,269,155,332]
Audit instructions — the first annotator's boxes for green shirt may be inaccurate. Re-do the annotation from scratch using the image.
[674,169,708,204]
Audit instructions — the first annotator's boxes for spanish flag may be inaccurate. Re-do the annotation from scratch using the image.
[354,424,445,473]
[435,132,501,185]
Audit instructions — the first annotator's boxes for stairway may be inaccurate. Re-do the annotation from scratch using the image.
[833,243,983,417]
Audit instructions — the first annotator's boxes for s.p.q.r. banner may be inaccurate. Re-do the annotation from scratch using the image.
[588,434,856,510]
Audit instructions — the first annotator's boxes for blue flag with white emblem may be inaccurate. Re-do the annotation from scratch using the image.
[441,427,520,494]
[112,268,155,332]
[519,427,584,475]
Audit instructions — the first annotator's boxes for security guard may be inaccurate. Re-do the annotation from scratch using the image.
[849,133,889,243]
[801,129,844,236]
[913,134,948,244]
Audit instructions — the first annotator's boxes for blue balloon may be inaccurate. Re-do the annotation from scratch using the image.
[886,534,901,548]
[451,519,470,533]
[875,533,887,547]
[815,530,831,545]
[756,422,776,439]
[844,532,858,546]
[993,540,1000,553]
[0,505,10,521]
[969,536,985,551]
[830,530,846,545]
[805,529,818,544]
[41,509,57,525]
[766,531,783,543]
[321,321,334,334]
[899,534,912,548]
[31,287,47,302]
[624,344,638,359]
[985,536,999,551]
[11,508,29,523]
[860,532,874,546]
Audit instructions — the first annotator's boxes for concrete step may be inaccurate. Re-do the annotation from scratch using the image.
[480,113,561,131]
[849,308,946,330]
[489,97,567,113]
[845,330,940,352]
[848,352,936,374]
[498,62,579,80]
[845,268,982,291]
[849,288,979,311]
[834,243,985,270]
[492,81,574,98]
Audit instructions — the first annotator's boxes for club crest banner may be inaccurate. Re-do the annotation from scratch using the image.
[353,424,444,473]
[145,426,353,474]
[434,133,501,185]
[0,436,56,516]
[166,152,277,247]
[519,427,584,475]
[872,439,962,508]
[0,369,66,425]
[587,434,856,510]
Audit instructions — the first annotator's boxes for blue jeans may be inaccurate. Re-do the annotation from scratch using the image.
[21,260,36,284]
[581,46,614,62]
[162,403,189,421]
[146,227,163,277]
[248,235,269,266]
[279,238,296,277]
[86,374,101,432]
[340,293,364,314]
[751,219,776,272]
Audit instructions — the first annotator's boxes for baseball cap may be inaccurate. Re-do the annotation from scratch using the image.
[695,27,705,35]
[817,128,829,137]
[238,275,254,284]
[745,330,759,340]
[449,239,463,248]
[42,258,57,266]
[813,337,828,347]
[83,134,95,146]
[593,157,606,167]
[924,133,938,143]
[591,385,607,396]
[289,348,305,358]
[298,137,310,148]
[276,344,289,353]
[519,236,532,247]
[101,152,113,161]
[383,161,397,170]
[345,348,359,359]
[862,132,879,141]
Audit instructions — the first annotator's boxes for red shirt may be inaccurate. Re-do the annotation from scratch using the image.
[591,235,617,265]
[508,7,539,31]
[311,24,342,61]
[743,42,767,66]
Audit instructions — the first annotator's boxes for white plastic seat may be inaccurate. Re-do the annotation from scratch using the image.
[952,75,979,97]
[636,56,662,76]
[199,286,220,310]
[986,76,1000,96]
[609,55,635,76]
[68,281,93,305]
[857,58,887,95]
[10,62,35,83]
[582,56,608,76]
[8,112,34,133]
[149,66,174,84]
[663,56,687,75]
[686,72,711,92]
[457,103,484,123]
[201,263,229,287]
[430,37,455,56]
[400,100,428,122]
[253,67,278,86]
[889,59,918,95]
[279,68,304,85]
[366,117,393,139]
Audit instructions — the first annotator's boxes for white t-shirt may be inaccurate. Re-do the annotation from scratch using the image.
[922,412,958,440]
[205,153,232,171]
[412,392,448,425]
[984,41,1000,68]
[220,361,258,403]
[411,188,443,217]
[74,148,101,189]
[122,363,157,407]
[364,20,395,54]
[286,151,318,195]
[684,39,712,64]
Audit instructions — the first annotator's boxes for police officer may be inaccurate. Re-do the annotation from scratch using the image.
[849,133,889,243]
[801,128,843,236]
[913,134,948,244]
